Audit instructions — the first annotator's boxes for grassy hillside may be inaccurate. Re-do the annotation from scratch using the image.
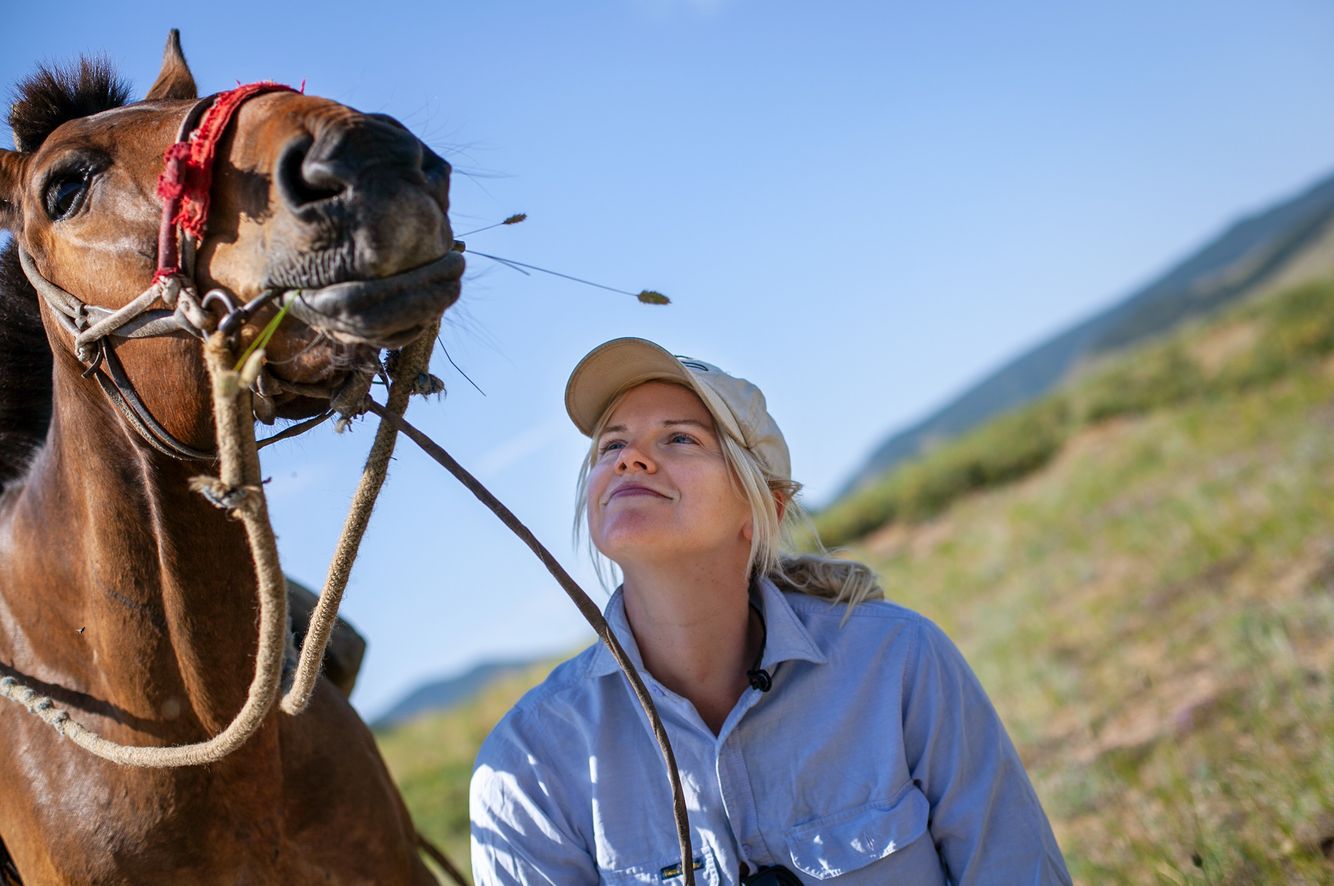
[377,278,1334,883]
[817,277,1334,547]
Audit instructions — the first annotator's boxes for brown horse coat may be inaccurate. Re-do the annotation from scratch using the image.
[0,33,459,883]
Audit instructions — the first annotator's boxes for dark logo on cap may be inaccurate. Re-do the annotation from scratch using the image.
[677,358,711,372]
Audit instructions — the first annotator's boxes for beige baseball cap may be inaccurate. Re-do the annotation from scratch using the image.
[564,337,791,481]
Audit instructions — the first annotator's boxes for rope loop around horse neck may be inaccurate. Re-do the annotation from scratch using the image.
[0,333,289,767]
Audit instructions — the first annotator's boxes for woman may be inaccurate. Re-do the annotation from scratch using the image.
[470,337,1071,885]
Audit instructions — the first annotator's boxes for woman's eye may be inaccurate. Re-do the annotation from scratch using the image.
[598,440,625,455]
[44,175,90,220]
[668,433,697,445]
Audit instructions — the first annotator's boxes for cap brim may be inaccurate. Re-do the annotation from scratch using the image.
[564,337,742,442]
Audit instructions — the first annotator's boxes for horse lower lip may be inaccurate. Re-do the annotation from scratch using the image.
[283,252,465,346]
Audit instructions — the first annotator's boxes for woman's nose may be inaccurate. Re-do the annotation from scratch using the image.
[615,444,654,473]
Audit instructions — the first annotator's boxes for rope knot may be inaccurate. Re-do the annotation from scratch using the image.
[412,372,446,398]
[155,275,183,308]
[331,371,375,419]
[189,476,261,514]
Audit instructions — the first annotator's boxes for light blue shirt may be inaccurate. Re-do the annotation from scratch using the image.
[470,578,1071,884]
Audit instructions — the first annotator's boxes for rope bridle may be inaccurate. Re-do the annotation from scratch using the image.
[18,82,355,460]
[2,83,698,885]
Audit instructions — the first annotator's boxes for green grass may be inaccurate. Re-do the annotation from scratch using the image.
[376,278,1334,883]
[860,361,1334,882]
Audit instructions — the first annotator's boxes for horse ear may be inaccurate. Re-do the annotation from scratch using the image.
[145,30,198,101]
[0,149,23,230]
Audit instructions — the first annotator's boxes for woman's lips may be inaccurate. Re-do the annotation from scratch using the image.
[607,484,667,502]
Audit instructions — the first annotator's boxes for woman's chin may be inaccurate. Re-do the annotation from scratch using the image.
[597,538,667,569]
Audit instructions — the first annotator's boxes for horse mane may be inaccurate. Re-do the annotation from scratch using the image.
[0,239,53,492]
[0,57,128,490]
[9,56,129,152]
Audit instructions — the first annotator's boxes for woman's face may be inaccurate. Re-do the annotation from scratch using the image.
[587,381,753,570]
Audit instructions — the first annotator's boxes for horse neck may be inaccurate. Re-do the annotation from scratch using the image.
[2,348,265,734]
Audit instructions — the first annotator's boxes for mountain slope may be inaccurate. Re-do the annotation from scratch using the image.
[840,169,1334,497]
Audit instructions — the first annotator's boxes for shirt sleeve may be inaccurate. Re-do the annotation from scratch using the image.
[900,617,1072,885]
[470,731,600,885]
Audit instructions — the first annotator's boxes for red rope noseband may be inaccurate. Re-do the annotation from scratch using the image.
[154,82,298,282]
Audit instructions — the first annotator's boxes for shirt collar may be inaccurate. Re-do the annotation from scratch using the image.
[753,575,829,670]
[587,576,828,679]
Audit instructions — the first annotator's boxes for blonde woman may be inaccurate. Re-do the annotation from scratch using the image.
[470,338,1070,885]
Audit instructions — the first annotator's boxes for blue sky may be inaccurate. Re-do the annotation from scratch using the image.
[6,1,1334,719]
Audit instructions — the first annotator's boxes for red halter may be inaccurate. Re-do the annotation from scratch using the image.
[153,82,297,282]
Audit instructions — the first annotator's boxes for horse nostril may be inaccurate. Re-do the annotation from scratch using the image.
[421,144,451,185]
[277,134,347,209]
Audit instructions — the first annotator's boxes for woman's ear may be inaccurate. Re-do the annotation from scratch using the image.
[0,149,24,230]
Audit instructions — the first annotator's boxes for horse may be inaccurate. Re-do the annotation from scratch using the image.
[0,32,463,883]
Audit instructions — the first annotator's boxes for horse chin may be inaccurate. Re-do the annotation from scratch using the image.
[272,391,352,421]
[252,323,378,420]
[280,251,464,349]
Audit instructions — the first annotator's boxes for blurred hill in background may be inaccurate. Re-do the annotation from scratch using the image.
[376,175,1334,883]
[837,168,1334,500]
[372,659,537,730]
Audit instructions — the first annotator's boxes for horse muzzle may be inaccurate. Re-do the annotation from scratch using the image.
[283,249,465,348]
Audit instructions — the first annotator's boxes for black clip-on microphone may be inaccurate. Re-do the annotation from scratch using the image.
[745,599,774,692]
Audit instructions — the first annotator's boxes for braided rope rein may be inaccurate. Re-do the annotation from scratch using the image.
[368,403,698,886]
[279,319,439,715]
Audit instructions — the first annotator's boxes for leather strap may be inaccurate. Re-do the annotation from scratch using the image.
[91,339,214,461]
[18,83,299,462]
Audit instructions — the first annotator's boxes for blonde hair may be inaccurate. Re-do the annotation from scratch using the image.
[572,382,884,612]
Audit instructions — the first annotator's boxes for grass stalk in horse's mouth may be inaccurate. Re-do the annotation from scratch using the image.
[234,297,294,371]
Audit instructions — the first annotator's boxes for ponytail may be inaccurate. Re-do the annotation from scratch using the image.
[770,554,884,607]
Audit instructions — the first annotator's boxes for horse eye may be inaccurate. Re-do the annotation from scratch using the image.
[44,175,90,220]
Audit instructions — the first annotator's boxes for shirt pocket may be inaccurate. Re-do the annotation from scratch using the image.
[783,783,930,880]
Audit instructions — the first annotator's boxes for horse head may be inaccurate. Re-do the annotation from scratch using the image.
[0,32,463,449]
